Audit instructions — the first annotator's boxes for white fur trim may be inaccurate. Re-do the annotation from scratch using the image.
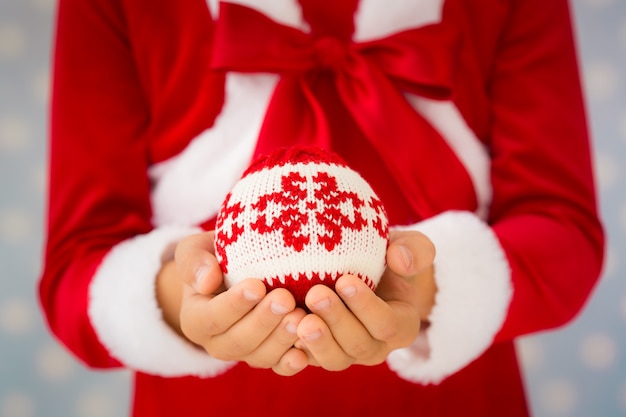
[89,227,236,377]
[386,211,512,384]
[209,0,443,40]
[354,0,444,41]
[406,97,492,219]
[149,73,279,228]
[208,0,305,29]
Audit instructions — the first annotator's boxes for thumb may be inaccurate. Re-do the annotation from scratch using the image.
[174,231,224,295]
[386,231,436,278]
[385,231,437,321]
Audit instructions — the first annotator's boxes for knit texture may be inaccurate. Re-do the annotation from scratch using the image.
[214,146,389,307]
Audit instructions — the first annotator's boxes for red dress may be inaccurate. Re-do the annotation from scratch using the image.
[40,0,604,416]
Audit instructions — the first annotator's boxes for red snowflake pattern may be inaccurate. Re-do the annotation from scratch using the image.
[369,196,389,239]
[218,166,388,274]
[214,192,244,273]
[251,171,311,252]
[250,170,374,252]
[313,171,366,251]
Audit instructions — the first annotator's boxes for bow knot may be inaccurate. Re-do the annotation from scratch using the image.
[210,2,477,219]
[313,36,349,71]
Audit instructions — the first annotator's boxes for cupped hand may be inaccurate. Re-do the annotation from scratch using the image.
[162,232,309,375]
[294,230,436,371]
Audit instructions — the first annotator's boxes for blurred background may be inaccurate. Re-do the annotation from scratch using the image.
[0,0,624,416]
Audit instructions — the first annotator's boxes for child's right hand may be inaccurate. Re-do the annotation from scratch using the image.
[159,232,309,376]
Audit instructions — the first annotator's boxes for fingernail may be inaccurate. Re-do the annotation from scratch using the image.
[194,265,209,292]
[302,329,322,342]
[339,285,356,298]
[285,322,297,334]
[243,289,261,302]
[271,302,290,315]
[399,245,414,271]
[311,297,330,311]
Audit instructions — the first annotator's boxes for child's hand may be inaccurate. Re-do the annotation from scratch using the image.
[294,230,436,371]
[166,232,309,376]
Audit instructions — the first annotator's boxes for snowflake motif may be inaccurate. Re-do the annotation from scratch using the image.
[251,171,311,252]
[369,196,389,239]
[312,171,367,251]
[217,167,388,273]
[250,170,372,252]
[214,192,244,273]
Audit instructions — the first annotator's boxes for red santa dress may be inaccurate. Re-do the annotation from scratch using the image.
[39,0,604,416]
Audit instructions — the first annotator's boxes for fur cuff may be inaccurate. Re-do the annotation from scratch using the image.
[386,211,512,384]
[88,227,236,377]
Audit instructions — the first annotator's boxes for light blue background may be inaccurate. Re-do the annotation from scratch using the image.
[0,1,624,416]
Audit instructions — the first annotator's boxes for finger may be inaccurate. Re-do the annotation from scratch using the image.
[272,347,309,376]
[386,230,435,278]
[208,287,297,360]
[244,308,306,369]
[337,275,420,349]
[292,339,320,367]
[245,308,306,369]
[296,312,354,371]
[305,283,384,365]
[175,231,222,295]
[179,278,266,345]
[384,231,437,321]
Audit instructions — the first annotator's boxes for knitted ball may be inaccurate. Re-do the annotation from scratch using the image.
[214,146,389,308]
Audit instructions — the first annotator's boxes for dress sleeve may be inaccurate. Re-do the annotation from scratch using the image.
[39,0,151,369]
[488,0,604,340]
[387,0,604,384]
[39,0,234,376]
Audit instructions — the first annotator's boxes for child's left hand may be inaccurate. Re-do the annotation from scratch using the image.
[294,230,436,371]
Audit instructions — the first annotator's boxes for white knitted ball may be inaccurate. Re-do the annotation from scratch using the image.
[214,146,389,307]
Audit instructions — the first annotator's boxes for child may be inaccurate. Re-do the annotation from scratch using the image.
[40,0,604,416]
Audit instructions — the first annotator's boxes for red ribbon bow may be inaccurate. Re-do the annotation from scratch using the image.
[210,2,477,219]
